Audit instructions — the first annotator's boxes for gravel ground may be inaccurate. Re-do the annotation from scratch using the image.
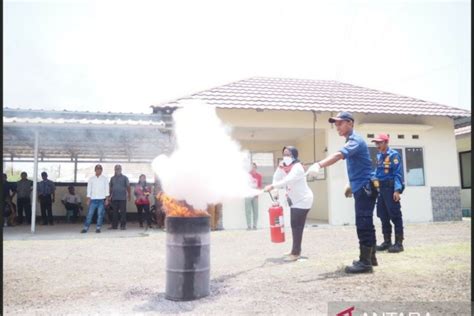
[3,219,471,315]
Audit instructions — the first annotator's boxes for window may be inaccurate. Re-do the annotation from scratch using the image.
[459,151,471,189]
[250,152,274,185]
[3,161,155,183]
[406,147,425,186]
[368,147,378,170]
[76,162,154,183]
[3,161,75,182]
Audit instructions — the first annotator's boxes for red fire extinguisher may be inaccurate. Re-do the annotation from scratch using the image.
[268,192,285,243]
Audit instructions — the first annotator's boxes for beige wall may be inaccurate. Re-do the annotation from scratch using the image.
[217,108,462,227]
[296,131,328,221]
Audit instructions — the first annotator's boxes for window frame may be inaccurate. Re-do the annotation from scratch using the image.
[459,150,471,189]
[367,145,426,187]
[249,151,275,186]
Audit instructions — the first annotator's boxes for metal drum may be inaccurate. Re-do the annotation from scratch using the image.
[165,216,210,301]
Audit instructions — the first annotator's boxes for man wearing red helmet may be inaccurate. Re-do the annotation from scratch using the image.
[371,133,405,253]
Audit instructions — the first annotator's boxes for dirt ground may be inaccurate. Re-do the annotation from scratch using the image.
[3,219,471,315]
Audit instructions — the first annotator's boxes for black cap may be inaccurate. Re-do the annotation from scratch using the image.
[328,111,354,123]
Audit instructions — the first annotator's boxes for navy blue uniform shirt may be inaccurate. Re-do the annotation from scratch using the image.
[339,130,372,193]
[374,147,404,192]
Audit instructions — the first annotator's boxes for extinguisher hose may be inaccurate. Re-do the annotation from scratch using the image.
[267,191,276,202]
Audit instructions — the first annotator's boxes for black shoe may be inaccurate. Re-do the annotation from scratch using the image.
[80,229,87,233]
[108,226,117,230]
[346,245,374,273]
[375,233,392,251]
[96,229,101,233]
[49,222,54,226]
[139,223,144,228]
[353,246,378,266]
[120,227,126,230]
[388,235,404,253]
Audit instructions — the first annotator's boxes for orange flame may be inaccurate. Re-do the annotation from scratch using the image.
[157,192,210,217]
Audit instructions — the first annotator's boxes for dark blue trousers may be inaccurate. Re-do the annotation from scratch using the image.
[376,186,404,236]
[354,187,377,247]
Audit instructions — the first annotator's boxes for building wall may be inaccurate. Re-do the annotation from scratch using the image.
[327,114,461,224]
[296,131,329,221]
[216,109,331,229]
[217,109,462,226]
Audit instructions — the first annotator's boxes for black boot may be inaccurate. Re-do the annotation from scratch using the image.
[388,235,404,253]
[353,246,378,266]
[375,233,392,251]
[346,245,373,273]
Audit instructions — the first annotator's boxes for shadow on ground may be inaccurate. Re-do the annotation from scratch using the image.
[131,263,268,313]
[297,265,356,283]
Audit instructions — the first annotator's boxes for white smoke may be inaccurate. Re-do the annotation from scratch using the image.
[151,99,260,210]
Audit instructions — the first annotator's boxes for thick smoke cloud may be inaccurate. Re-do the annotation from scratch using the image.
[152,99,259,210]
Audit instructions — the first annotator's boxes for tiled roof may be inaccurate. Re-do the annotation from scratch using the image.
[455,125,471,136]
[155,77,471,118]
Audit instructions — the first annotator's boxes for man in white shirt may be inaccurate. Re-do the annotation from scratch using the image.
[81,164,109,233]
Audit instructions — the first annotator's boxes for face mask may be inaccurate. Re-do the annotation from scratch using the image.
[283,156,293,165]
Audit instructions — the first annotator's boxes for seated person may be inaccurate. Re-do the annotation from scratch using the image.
[3,173,17,227]
[61,186,82,223]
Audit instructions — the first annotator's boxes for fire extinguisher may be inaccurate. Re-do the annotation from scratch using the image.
[268,192,285,243]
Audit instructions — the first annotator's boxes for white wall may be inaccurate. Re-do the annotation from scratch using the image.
[296,131,329,221]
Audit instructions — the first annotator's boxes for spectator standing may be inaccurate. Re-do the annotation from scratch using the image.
[81,164,109,233]
[16,172,33,225]
[109,165,131,230]
[245,162,262,230]
[134,174,153,228]
[38,172,55,225]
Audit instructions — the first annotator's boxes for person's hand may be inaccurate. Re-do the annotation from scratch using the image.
[263,184,274,192]
[393,191,401,202]
[87,198,91,206]
[306,162,321,175]
[344,184,352,198]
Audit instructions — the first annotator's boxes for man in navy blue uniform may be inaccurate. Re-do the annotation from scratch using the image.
[307,112,378,273]
[372,133,405,253]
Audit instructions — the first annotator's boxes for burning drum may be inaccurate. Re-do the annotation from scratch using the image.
[165,216,211,301]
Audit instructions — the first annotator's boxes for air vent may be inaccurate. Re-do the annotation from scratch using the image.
[367,133,374,138]
[412,135,419,139]
[397,134,404,139]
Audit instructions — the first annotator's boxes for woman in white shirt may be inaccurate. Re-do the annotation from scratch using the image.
[264,146,314,261]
